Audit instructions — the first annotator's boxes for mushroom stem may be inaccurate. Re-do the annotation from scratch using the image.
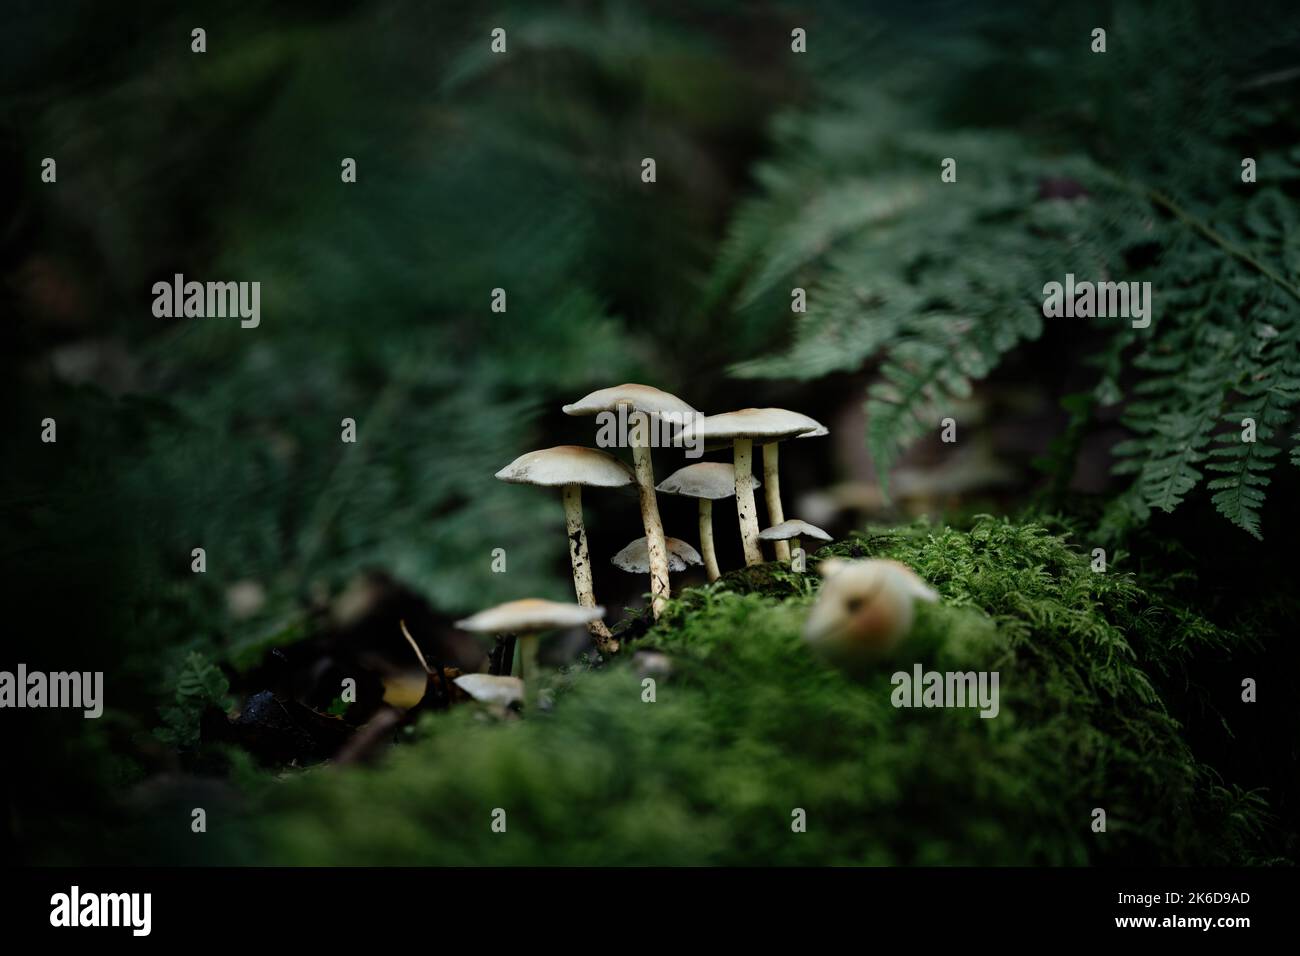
[733,438,763,566]
[519,632,540,708]
[561,483,618,655]
[698,499,720,582]
[630,423,670,618]
[762,443,790,562]
[792,537,802,563]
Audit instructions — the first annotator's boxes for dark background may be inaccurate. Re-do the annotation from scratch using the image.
[3,0,1298,865]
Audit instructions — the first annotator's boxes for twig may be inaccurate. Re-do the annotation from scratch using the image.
[399,619,433,674]
[403,618,462,708]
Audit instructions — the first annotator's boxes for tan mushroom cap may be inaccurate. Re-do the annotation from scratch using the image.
[562,383,697,419]
[656,461,759,500]
[804,559,938,657]
[454,674,524,707]
[758,519,833,542]
[685,408,820,445]
[818,558,939,601]
[495,445,636,488]
[456,598,605,633]
[612,536,703,573]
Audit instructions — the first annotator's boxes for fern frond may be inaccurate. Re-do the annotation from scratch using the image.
[1205,320,1300,536]
[711,0,1300,535]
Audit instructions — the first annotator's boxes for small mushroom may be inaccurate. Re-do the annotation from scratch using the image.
[684,409,818,566]
[454,674,525,708]
[703,411,826,562]
[456,599,604,708]
[761,414,827,562]
[563,385,697,620]
[656,462,759,581]
[611,536,703,580]
[496,445,635,656]
[758,518,832,567]
[803,559,938,665]
[631,651,673,680]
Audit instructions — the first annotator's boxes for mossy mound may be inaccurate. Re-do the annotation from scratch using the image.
[241,518,1270,865]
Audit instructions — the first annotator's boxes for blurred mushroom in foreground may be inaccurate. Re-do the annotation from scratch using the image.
[758,518,832,570]
[495,445,635,655]
[656,461,758,581]
[631,650,673,681]
[803,559,938,667]
[456,599,605,708]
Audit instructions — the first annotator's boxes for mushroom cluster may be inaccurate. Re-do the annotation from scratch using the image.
[456,386,835,707]
[493,385,832,611]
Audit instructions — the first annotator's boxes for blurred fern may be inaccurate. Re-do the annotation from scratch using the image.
[709,0,1300,537]
[2,0,790,691]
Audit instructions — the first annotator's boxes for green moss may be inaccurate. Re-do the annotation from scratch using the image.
[241,517,1273,865]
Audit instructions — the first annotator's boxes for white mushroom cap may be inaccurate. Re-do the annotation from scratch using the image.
[495,445,636,488]
[454,674,524,707]
[631,651,673,679]
[612,536,703,573]
[685,408,821,446]
[656,462,759,500]
[758,519,833,542]
[796,418,829,439]
[455,598,605,633]
[562,383,697,419]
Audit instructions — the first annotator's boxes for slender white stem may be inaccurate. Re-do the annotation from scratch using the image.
[762,442,789,562]
[699,499,720,582]
[792,537,802,566]
[734,438,762,566]
[562,483,617,654]
[631,426,670,618]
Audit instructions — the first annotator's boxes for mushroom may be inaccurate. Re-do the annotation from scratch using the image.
[611,536,703,588]
[656,462,759,581]
[803,559,938,666]
[760,414,827,562]
[456,598,604,707]
[631,651,673,680]
[758,518,832,567]
[453,674,525,709]
[495,445,635,656]
[562,384,698,619]
[685,409,818,566]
